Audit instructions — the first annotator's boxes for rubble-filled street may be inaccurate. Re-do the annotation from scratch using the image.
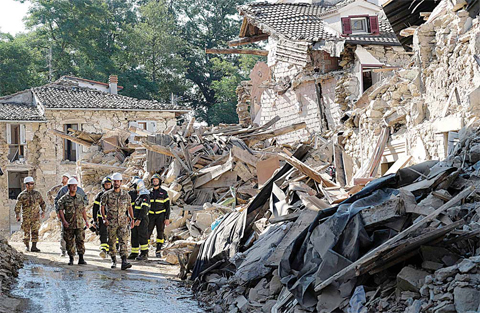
[6,241,205,313]
[1,0,480,312]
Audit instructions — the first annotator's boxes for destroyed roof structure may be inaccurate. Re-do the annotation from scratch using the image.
[232,0,409,144]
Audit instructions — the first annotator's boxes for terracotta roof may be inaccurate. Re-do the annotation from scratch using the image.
[0,102,45,121]
[33,85,189,112]
[238,1,400,45]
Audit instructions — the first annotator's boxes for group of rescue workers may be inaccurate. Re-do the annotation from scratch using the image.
[14,172,170,271]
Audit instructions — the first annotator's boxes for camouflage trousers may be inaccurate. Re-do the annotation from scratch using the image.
[22,218,40,244]
[108,224,129,258]
[60,222,67,253]
[63,228,86,257]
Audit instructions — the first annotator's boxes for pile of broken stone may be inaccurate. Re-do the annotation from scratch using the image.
[0,237,24,296]
[189,125,480,313]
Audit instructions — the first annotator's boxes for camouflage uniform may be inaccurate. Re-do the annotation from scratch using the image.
[14,190,46,245]
[58,193,86,257]
[101,189,131,258]
[55,185,88,254]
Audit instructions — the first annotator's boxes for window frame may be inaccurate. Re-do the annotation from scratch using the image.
[6,124,27,162]
[63,123,79,162]
[350,17,368,34]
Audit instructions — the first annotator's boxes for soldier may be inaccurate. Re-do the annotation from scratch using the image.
[148,174,170,257]
[58,178,90,265]
[15,177,46,252]
[55,175,88,257]
[92,176,112,258]
[128,179,150,261]
[101,172,134,270]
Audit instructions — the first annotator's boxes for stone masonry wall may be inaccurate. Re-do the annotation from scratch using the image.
[342,8,480,178]
[0,110,177,236]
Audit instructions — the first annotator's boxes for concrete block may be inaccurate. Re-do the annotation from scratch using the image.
[397,266,429,292]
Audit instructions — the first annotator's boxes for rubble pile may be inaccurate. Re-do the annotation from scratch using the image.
[0,237,24,295]
[190,122,480,313]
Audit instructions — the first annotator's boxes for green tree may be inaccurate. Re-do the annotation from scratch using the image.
[0,32,46,96]
[210,55,261,125]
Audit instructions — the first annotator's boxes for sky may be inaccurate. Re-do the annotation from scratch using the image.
[0,0,30,35]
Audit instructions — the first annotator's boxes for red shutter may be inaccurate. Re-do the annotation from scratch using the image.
[341,17,352,35]
[369,15,379,34]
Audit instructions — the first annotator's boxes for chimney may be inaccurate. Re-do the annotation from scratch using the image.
[109,75,118,95]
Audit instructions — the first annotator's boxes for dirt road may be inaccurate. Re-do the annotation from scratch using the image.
[8,241,205,313]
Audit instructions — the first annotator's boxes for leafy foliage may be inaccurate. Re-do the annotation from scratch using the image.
[1,0,264,124]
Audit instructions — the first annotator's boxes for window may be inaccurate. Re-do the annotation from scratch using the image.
[341,15,380,35]
[7,124,26,162]
[8,171,29,199]
[64,124,78,161]
[128,121,157,144]
[351,17,368,34]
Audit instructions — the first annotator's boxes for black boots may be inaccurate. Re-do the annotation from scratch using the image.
[78,254,87,265]
[127,253,138,260]
[155,243,163,258]
[121,256,132,270]
[30,242,40,252]
[111,256,117,269]
[68,255,74,265]
[135,250,148,261]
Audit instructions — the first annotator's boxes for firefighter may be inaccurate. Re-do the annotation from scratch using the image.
[148,174,170,257]
[128,179,150,261]
[92,176,112,258]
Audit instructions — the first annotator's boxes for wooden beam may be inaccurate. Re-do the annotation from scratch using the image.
[129,126,153,137]
[49,129,93,147]
[194,157,234,188]
[241,122,307,146]
[280,153,337,188]
[205,48,268,56]
[79,162,126,170]
[140,139,176,157]
[228,34,269,47]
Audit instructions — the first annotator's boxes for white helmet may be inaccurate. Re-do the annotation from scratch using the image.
[24,177,34,184]
[67,178,79,185]
[136,179,146,191]
[112,172,123,181]
[62,173,71,179]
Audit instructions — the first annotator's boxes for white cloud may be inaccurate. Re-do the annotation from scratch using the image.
[0,0,30,35]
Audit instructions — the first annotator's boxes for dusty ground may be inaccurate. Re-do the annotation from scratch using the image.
[6,240,205,313]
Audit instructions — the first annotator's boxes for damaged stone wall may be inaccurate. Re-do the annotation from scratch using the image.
[0,122,44,236]
[343,7,480,179]
[0,110,178,236]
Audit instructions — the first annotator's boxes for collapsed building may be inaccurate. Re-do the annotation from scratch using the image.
[0,75,189,235]
[234,0,410,142]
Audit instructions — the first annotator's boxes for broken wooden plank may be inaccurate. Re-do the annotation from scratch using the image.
[320,185,349,204]
[385,155,413,175]
[194,157,234,188]
[242,122,307,146]
[234,161,255,182]
[49,129,93,147]
[280,154,337,188]
[79,162,126,170]
[231,145,259,167]
[313,186,474,293]
[129,126,154,137]
[140,139,176,157]
[205,48,268,56]
[257,156,281,187]
[228,34,269,47]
